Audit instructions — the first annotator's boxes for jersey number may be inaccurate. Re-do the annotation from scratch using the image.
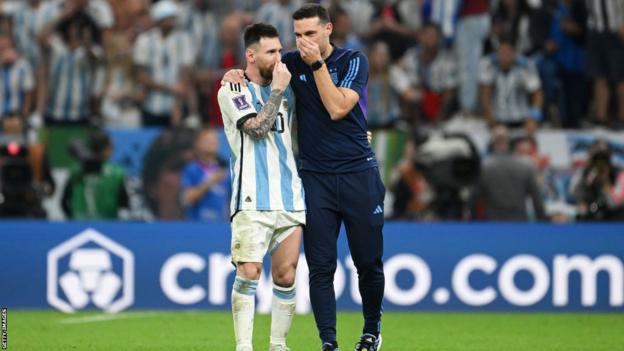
[271,113,285,133]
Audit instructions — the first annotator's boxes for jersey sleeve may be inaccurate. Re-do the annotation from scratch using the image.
[217,83,258,129]
[478,56,495,85]
[133,34,150,67]
[21,60,35,91]
[523,62,541,92]
[338,51,369,97]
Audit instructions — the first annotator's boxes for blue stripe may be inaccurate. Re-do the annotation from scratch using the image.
[18,65,25,111]
[62,54,75,120]
[346,57,360,88]
[259,85,294,210]
[275,132,294,210]
[345,57,359,87]
[247,83,270,210]
[233,276,258,296]
[2,66,11,114]
[340,59,355,88]
[47,55,65,117]
[273,286,296,300]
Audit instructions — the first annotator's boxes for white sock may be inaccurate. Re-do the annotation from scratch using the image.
[270,283,296,347]
[232,276,258,350]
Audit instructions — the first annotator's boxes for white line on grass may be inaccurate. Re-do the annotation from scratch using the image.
[58,312,162,324]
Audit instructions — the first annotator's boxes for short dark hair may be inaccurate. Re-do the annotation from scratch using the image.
[243,23,279,48]
[292,4,330,24]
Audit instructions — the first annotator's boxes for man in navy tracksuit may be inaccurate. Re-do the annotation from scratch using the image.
[285,5,385,351]
[224,4,385,350]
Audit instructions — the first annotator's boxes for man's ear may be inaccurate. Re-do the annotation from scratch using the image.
[245,47,255,63]
[325,22,333,37]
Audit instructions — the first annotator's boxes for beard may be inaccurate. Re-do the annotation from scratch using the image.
[259,64,274,81]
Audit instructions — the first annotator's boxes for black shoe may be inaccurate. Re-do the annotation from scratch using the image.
[322,341,339,351]
[354,333,382,351]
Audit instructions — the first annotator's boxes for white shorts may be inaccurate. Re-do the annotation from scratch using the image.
[231,210,305,264]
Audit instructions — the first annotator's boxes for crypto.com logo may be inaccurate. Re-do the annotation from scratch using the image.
[47,228,134,313]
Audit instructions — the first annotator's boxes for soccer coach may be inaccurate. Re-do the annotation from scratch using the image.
[286,4,385,351]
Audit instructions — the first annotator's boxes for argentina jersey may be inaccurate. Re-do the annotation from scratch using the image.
[218,80,305,218]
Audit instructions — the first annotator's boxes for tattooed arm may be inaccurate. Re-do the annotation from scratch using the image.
[239,88,284,139]
[238,62,291,140]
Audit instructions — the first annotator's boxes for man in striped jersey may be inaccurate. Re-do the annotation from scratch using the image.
[38,4,101,125]
[217,23,304,351]
[133,0,193,127]
[479,38,543,128]
[0,35,35,119]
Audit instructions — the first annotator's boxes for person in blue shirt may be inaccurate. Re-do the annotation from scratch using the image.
[224,4,385,351]
[180,128,229,221]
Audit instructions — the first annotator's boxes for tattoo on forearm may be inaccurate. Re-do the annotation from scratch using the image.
[242,89,284,139]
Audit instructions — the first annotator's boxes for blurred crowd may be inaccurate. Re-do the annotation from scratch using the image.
[0,0,623,222]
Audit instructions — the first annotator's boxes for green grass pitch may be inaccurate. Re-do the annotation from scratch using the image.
[5,310,624,350]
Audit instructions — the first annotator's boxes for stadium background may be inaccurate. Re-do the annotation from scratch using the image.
[0,0,623,350]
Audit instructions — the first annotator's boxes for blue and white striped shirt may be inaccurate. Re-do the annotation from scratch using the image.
[0,58,35,116]
[45,37,99,121]
[133,28,194,116]
[218,80,305,215]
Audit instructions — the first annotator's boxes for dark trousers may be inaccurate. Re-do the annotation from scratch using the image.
[301,167,386,343]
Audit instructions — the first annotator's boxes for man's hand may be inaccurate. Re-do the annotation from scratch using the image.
[367,131,372,144]
[206,169,226,186]
[271,62,291,91]
[169,82,187,98]
[296,37,322,65]
[221,69,246,86]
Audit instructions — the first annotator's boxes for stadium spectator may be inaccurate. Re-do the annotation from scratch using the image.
[541,0,588,128]
[176,0,220,127]
[391,23,458,123]
[471,125,546,221]
[100,31,142,128]
[255,0,299,50]
[38,0,114,33]
[455,0,490,116]
[362,0,419,60]
[585,0,624,128]
[367,41,401,129]
[180,128,228,222]
[61,130,129,219]
[133,0,193,127]
[328,4,363,51]
[0,35,35,119]
[479,38,543,128]
[206,14,245,126]
[490,0,555,56]
[38,5,103,126]
[0,0,45,68]
[570,140,624,221]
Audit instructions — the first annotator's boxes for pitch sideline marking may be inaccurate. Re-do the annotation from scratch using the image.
[58,312,163,324]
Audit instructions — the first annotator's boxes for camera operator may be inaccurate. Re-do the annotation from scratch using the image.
[571,140,624,221]
[61,130,128,219]
[0,112,53,218]
[411,130,481,220]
